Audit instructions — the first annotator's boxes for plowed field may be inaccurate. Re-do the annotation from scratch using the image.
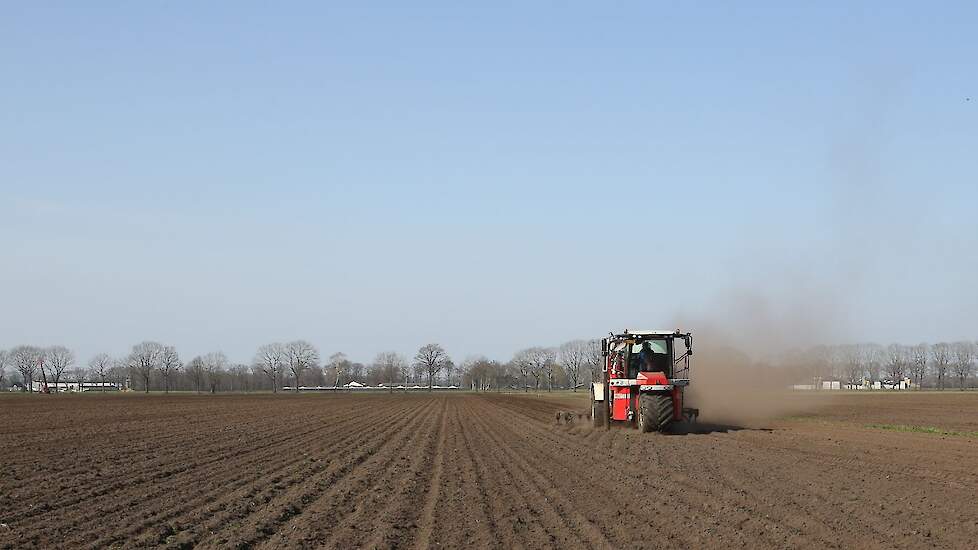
[2,392,977,549]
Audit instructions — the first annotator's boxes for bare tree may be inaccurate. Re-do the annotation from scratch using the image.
[186,356,206,393]
[461,356,493,391]
[516,347,554,392]
[44,346,74,393]
[909,343,929,389]
[585,339,603,383]
[414,343,450,391]
[253,343,286,393]
[89,353,113,391]
[69,365,87,391]
[11,346,42,393]
[443,358,456,386]
[348,362,365,383]
[128,342,163,393]
[285,340,320,392]
[411,358,425,385]
[203,351,229,393]
[864,343,883,388]
[229,364,250,392]
[0,349,8,390]
[326,352,351,387]
[559,340,588,392]
[400,358,412,388]
[931,343,952,390]
[109,358,130,390]
[539,348,558,391]
[841,344,864,389]
[158,345,181,393]
[951,341,975,389]
[511,349,533,392]
[827,345,845,387]
[884,344,908,388]
[373,351,405,393]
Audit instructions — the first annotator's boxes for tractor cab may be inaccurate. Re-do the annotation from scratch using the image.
[591,329,697,432]
[626,339,672,378]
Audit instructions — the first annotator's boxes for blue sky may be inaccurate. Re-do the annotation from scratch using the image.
[2,2,976,364]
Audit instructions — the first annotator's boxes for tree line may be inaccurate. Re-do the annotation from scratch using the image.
[4,339,974,394]
[0,338,607,394]
[781,341,978,390]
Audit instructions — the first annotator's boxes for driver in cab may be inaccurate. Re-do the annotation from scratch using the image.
[638,341,657,372]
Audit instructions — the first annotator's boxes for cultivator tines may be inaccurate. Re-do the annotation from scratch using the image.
[555,410,585,425]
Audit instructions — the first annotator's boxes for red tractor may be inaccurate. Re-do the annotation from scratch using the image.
[591,329,698,432]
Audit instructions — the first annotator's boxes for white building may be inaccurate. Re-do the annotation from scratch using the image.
[30,381,121,392]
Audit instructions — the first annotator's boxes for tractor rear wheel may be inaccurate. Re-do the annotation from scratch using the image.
[638,394,673,433]
[591,399,607,428]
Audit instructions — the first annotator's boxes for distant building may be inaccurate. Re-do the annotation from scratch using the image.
[793,377,913,391]
[30,381,122,392]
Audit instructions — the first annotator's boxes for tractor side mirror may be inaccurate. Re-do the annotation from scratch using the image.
[601,338,608,356]
[684,335,693,356]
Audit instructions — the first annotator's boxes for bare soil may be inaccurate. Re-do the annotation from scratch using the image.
[1,391,977,549]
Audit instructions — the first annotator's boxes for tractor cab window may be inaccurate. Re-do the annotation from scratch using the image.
[627,339,671,377]
[630,341,667,355]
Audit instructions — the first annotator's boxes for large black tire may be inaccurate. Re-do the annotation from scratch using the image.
[591,399,607,428]
[638,394,673,433]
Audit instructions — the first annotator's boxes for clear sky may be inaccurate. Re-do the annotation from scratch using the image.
[2,2,976,365]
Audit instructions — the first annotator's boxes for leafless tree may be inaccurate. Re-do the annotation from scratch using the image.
[326,352,351,387]
[539,348,558,391]
[400,358,412,388]
[443,358,456,386]
[11,346,42,393]
[884,344,908,387]
[909,343,929,389]
[89,353,113,391]
[951,341,975,389]
[128,342,163,393]
[348,362,365,383]
[863,343,883,387]
[44,346,74,393]
[229,364,250,392]
[826,345,845,386]
[461,355,494,391]
[559,340,588,392]
[69,365,87,390]
[373,351,405,393]
[109,358,130,390]
[515,347,554,392]
[931,342,952,390]
[186,356,205,393]
[0,349,8,390]
[158,345,181,393]
[414,343,450,391]
[253,343,286,393]
[285,340,320,392]
[203,351,229,393]
[585,339,602,383]
[841,344,864,389]
[411,359,425,385]
[511,349,533,392]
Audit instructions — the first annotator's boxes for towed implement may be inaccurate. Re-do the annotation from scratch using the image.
[591,329,698,432]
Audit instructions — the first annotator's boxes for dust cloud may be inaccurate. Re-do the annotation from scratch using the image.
[676,288,846,427]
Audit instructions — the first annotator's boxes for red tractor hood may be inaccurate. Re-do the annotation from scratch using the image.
[636,371,670,385]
